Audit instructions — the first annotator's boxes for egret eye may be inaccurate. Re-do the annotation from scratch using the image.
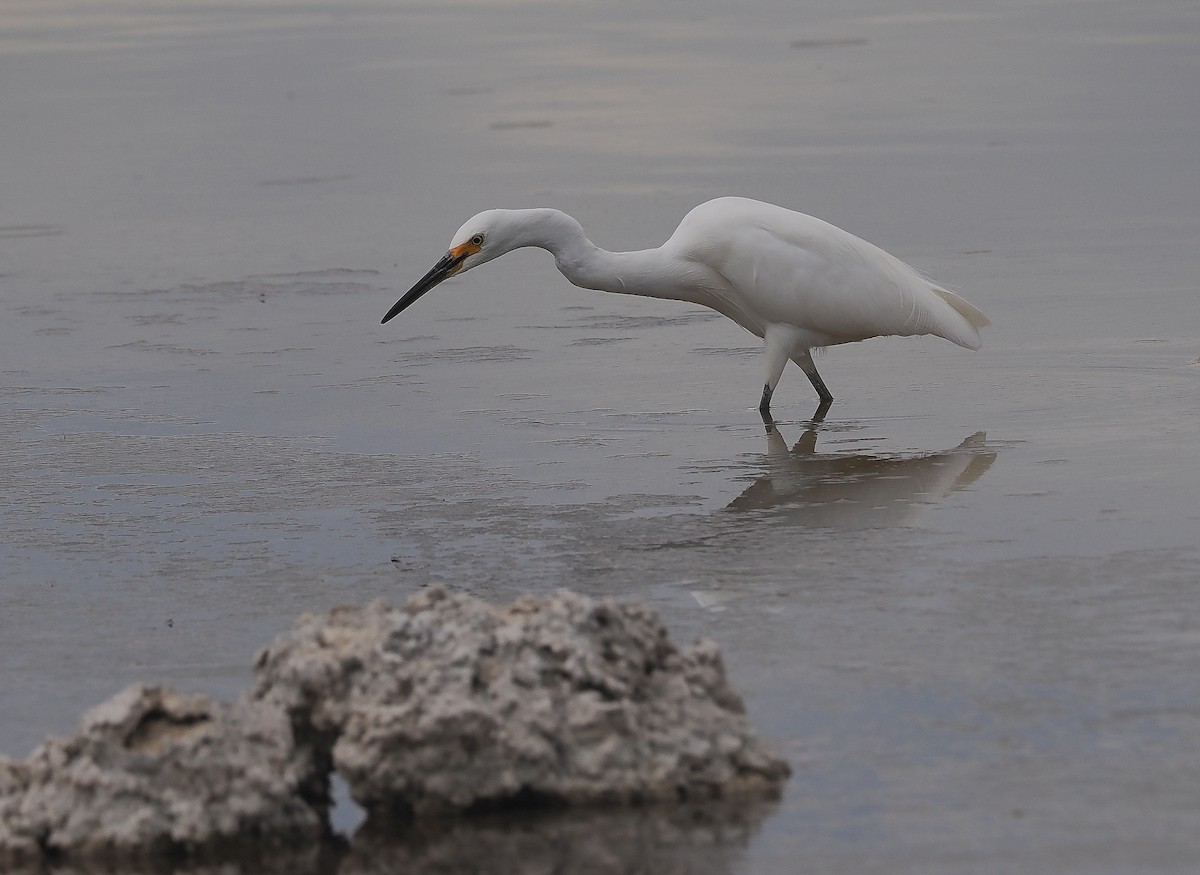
[470,234,485,247]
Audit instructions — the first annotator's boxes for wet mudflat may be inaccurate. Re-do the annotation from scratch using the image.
[2,0,1199,872]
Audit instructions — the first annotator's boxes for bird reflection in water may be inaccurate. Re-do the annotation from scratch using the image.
[727,406,996,528]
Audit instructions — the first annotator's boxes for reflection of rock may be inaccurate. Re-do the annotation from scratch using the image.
[0,685,323,867]
[0,803,775,875]
[0,850,341,875]
[728,426,996,527]
[345,802,776,875]
[252,587,789,817]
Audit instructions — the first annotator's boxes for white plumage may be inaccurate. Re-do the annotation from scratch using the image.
[382,197,988,414]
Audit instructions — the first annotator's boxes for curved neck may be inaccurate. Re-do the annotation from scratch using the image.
[511,209,691,301]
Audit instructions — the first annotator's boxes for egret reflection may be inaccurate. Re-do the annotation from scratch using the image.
[727,419,996,528]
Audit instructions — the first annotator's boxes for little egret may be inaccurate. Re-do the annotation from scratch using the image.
[382,197,988,413]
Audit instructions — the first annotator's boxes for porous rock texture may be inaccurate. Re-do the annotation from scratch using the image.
[0,684,323,865]
[0,588,790,866]
[252,586,790,816]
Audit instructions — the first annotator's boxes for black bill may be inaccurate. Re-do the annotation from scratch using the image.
[381,249,467,324]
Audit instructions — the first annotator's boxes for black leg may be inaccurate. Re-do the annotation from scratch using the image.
[806,368,833,404]
[795,349,834,404]
[759,382,773,416]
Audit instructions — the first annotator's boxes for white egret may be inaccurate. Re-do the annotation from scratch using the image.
[382,197,988,414]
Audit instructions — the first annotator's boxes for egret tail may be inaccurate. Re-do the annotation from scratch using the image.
[931,286,991,350]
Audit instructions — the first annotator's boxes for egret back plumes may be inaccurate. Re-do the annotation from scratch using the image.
[382,197,989,414]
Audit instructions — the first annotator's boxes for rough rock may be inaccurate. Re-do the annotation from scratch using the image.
[252,586,790,816]
[1,588,790,865]
[0,685,323,865]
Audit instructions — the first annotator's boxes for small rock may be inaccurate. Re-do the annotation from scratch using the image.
[0,685,323,865]
[252,587,790,817]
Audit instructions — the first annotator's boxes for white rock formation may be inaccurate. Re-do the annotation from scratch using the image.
[0,685,323,864]
[1,587,789,865]
[252,587,789,816]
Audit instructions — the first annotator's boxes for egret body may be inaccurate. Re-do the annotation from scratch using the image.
[382,197,988,413]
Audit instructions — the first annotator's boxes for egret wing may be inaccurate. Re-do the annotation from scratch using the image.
[682,198,983,349]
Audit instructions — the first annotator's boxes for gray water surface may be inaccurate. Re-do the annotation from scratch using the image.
[2,1,1199,872]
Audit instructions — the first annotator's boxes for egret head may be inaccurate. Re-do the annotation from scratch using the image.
[381,210,522,324]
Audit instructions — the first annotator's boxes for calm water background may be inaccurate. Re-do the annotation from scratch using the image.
[2,1,1198,872]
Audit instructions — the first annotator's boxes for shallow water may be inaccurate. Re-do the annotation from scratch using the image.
[2,0,1199,872]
